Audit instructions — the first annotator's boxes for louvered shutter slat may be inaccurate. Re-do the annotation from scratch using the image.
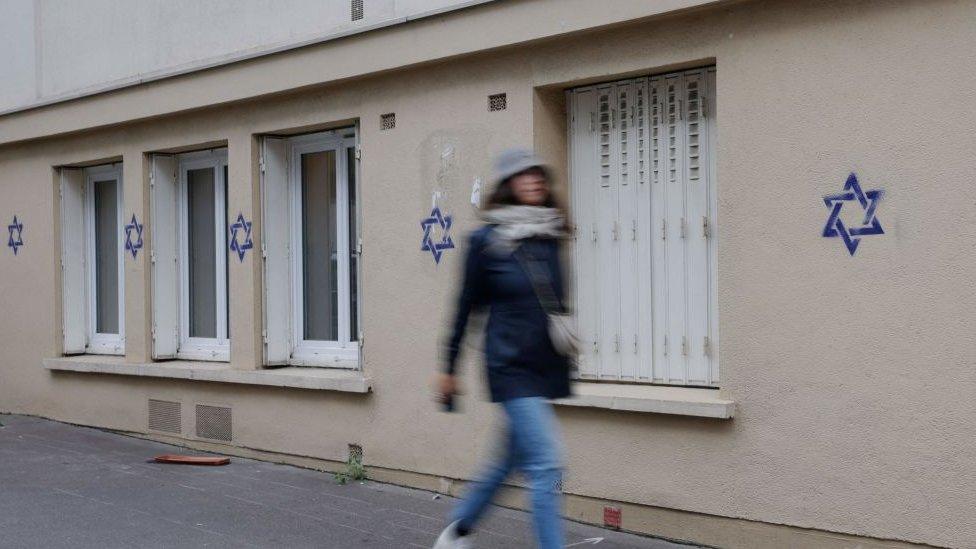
[683,69,711,385]
[706,68,719,386]
[664,75,688,385]
[570,89,600,379]
[596,85,618,379]
[635,78,655,382]
[648,77,670,382]
[617,81,640,380]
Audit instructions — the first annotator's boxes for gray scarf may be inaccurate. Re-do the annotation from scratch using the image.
[481,206,566,252]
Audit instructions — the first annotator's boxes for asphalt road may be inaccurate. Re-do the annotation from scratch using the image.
[0,414,696,549]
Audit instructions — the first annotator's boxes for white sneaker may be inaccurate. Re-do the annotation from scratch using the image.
[432,520,471,549]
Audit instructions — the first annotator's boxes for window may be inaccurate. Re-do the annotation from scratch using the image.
[179,151,230,359]
[150,149,229,361]
[567,67,717,386]
[261,128,360,367]
[60,163,125,355]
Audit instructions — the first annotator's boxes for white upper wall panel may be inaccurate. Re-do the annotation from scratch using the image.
[0,0,37,112]
[0,0,475,113]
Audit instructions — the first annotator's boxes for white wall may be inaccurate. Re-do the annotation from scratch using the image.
[0,0,485,114]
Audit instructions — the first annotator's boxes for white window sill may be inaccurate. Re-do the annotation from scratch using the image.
[553,382,734,419]
[43,356,372,394]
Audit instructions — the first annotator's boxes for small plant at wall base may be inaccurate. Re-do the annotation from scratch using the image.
[334,455,366,485]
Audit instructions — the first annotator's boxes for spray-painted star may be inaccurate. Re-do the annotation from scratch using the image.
[229,212,254,262]
[7,215,23,255]
[823,173,884,256]
[420,207,454,264]
[124,214,144,259]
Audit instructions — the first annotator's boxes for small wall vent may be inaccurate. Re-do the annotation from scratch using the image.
[488,93,507,112]
[348,443,363,463]
[351,0,364,21]
[380,113,396,130]
[196,404,232,442]
[148,399,181,434]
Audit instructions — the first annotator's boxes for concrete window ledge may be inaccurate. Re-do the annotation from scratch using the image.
[42,356,372,394]
[553,382,734,419]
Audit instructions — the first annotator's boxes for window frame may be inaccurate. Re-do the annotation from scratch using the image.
[286,131,360,367]
[83,163,125,355]
[176,149,230,362]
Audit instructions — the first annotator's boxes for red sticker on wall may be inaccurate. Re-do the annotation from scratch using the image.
[603,506,622,529]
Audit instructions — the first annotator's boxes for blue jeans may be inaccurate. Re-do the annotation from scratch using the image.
[451,397,564,549]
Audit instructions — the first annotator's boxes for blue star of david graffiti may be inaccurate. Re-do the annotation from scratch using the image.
[823,173,884,256]
[229,212,254,262]
[124,214,144,259]
[420,207,454,264]
[7,215,23,255]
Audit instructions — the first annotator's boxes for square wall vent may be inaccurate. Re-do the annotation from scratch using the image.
[148,399,181,434]
[348,443,363,463]
[196,404,232,442]
[380,113,396,130]
[488,93,507,112]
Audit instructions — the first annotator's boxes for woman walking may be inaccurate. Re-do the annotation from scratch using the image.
[434,149,573,549]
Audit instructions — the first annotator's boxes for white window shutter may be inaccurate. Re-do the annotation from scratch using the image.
[569,67,718,387]
[649,76,670,383]
[150,154,179,359]
[616,80,640,380]
[595,85,619,379]
[663,74,689,384]
[60,168,87,354]
[635,79,655,381]
[706,67,719,385]
[569,88,599,379]
[260,137,291,364]
[683,69,711,385]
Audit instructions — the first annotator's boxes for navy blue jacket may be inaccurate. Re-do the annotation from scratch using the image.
[444,225,571,402]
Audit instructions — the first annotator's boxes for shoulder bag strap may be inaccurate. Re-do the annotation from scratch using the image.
[513,244,563,315]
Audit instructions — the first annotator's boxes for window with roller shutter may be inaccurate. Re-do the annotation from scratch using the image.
[567,67,718,387]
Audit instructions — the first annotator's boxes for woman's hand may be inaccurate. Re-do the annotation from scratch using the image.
[437,373,459,401]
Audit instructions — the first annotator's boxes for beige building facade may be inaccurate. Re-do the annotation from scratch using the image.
[1,1,974,547]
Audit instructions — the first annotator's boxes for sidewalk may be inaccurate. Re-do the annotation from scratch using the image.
[0,414,696,549]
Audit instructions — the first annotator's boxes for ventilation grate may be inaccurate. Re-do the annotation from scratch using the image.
[351,0,364,21]
[148,399,181,434]
[380,113,395,130]
[348,443,363,462]
[195,404,232,442]
[488,93,507,112]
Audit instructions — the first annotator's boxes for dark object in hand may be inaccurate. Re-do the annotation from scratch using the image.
[441,392,457,413]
